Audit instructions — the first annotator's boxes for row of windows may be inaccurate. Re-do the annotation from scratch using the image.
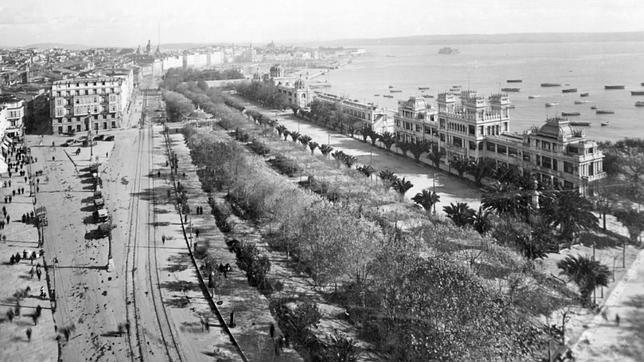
[57,121,117,134]
[55,114,117,123]
[54,88,118,97]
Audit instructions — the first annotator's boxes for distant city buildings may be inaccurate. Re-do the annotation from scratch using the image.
[392,91,605,194]
[0,95,25,139]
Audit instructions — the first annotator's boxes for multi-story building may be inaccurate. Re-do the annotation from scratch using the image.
[394,96,438,142]
[393,91,604,194]
[485,117,605,193]
[274,78,311,109]
[315,92,393,133]
[0,95,25,139]
[50,76,125,134]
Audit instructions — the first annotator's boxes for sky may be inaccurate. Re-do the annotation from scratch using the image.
[0,0,643,47]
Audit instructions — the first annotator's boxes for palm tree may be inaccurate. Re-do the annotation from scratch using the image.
[319,144,334,157]
[290,131,301,142]
[451,157,469,178]
[308,141,319,155]
[368,131,380,146]
[380,132,396,151]
[481,183,530,221]
[427,150,444,168]
[412,189,440,214]
[408,140,431,162]
[396,141,410,157]
[282,130,290,141]
[466,158,496,185]
[557,255,610,306]
[614,208,644,243]
[275,125,287,138]
[443,202,475,227]
[378,169,396,188]
[299,135,312,148]
[343,155,358,169]
[543,191,598,248]
[472,206,492,234]
[392,177,413,200]
[357,165,376,178]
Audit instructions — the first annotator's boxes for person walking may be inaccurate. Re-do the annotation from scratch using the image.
[36,268,42,281]
[269,323,275,339]
[161,235,165,244]
[26,328,32,342]
[616,314,620,326]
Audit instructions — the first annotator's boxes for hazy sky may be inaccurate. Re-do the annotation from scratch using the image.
[1,0,643,46]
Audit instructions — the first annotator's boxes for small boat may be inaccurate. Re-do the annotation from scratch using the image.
[574,100,590,104]
[580,92,589,97]
[422,94,434,99]
[570,121,591,127]
[418,87,430,90]
[501,87,520,92]
[604,85,625,90]
[596,110,615,114]
[601,122,609,126]
[635,101,644,107]
[541,83,561,87]
[590,106,597,110]
[374,94,380,96]
[507,79,522,83]
[528,95,541,99]
[562,112,581,116]
[630,90,644,96]
[383,95,394,98]
[390,90,402,93]
[562,88,577,93]
[388,85,394,88]
[545,102,559,107]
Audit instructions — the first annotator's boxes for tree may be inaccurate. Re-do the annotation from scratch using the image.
[379,169,396,189]
[466,158,496,185]
[299,135,312,148]
[557,255,610,306]
[614,208,644,243]
[408,140,431,162]
[451,157,469,178]
[380,132,396,151]
[368,131,380,146]
[412,189,440,214]
[361,127,369,142]
[481,183,531,221]
[427,149,444,168]
[542,191,598,247]
[275,125,287,138]
[290,131,301,142]
[308,141,319,155]
[472,206,492,234]
[319,144,334,157]
[443,202,475,227]
[396,141,410,157]
[282,130,290,141]
[343,154,358,169]
[356,165,376,178]
[392,177,413,199]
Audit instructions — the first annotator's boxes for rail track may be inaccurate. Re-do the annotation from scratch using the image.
[123,90,183,361]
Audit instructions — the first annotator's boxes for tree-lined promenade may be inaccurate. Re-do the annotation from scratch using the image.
[161,69,643,360]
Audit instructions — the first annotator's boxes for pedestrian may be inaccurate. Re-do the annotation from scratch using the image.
[8,196,11,203]
[7,180,10,187]
[161,235,165,244]
[32,314,38,325]
[105,152,108,158]
[269,323,275,339]
[26,328,32,342]
[10,255,14,264]
[157,171,160,178]
[616,314,620,326]
[52,156,55,161]
[6,309,14,322]
[36,269,42,281]
[11,190,15,196]
[6,214,9,223]
[23,249,27,259]
[63,328,70,341]
[35,305,42,318]
[15,301,21,316]
[29,267,34,279]
[195,229,200,239]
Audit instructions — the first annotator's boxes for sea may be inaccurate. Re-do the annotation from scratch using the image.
[313,40,644,142]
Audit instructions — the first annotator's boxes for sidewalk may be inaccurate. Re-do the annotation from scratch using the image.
[0,144,58,362]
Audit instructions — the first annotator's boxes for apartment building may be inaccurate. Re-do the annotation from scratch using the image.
[274,78,311,109]
[394,96,438,142]
[50,76,125,135]
[315,92,393,133]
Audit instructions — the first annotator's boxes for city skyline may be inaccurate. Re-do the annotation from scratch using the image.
[1,0,643,47]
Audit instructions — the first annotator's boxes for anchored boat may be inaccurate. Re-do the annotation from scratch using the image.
[541,83,561,87]
[507,79,522,83]
[501,87,520,92]
[596,109,615,114]
[631,90,644,96]
[562,88,577,93]
[562,112,581,116]
[604,85,625,90]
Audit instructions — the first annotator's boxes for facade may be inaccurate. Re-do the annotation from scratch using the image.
[392,91,604,193]
[50,77,125,135]
[274,78,311,109]
[485,117,605,194]
[315,92,393,133]
[0,95,25,138]
[394,96,438,142]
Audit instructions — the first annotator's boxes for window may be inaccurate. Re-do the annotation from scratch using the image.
[508,147,518,157]
[552,159,558,171]
[453,137,462,148]
[523,153,530,162]
[103,122,107,129]
[589,162,594,176]
[415,124,421,132]
[469,141,476,150]
[486,142,496,152]
[588,147,594,154]
[503,122,508,132]
[497,145,507,154]
[564,162,573,174]
[439,133,445,142]
[542,156,552,169]
[111,121,116,128]
[469,125,475,136]
[58,126,63,134]
[76,124,81,132]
